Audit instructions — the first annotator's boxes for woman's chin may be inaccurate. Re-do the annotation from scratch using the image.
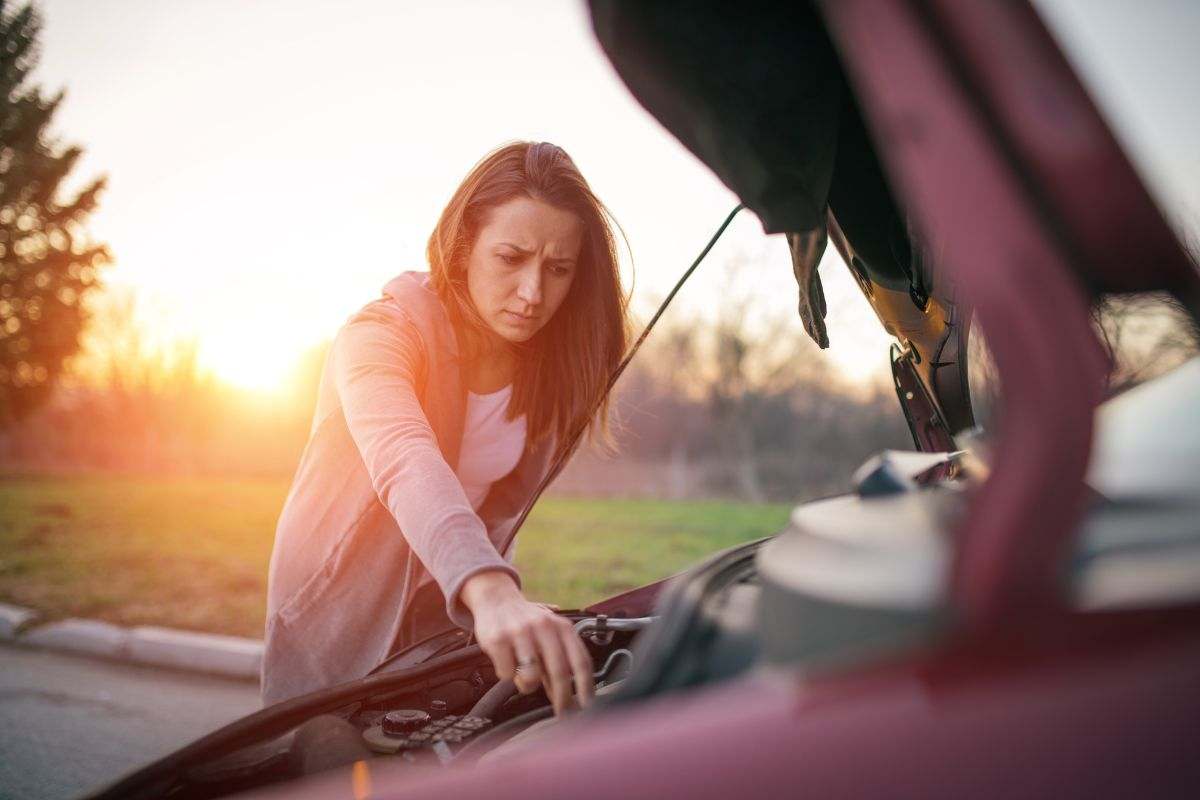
[491,318,541,344]
[500,328,537,344]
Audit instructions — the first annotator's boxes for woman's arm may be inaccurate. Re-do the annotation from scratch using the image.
[333,299,592,713]
[331,300,520,630]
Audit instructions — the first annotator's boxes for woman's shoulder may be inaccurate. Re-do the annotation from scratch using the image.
[339,270,459,358]
[380,271,440,316]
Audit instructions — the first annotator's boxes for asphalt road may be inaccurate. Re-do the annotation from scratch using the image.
[0,642,262,800]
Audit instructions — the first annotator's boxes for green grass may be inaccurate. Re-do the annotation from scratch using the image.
[0,475,790,638]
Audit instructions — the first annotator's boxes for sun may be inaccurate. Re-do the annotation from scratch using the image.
[199,334,301,396]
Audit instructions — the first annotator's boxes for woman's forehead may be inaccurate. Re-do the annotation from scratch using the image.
[477,196,583,251]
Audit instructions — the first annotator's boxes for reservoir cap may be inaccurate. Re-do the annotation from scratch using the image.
[382,709,431,736]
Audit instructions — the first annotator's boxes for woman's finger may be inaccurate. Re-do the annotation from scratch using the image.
[532,621,575,715]
[511,633,543,696]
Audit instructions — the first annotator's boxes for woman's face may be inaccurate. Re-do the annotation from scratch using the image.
[465,195,583,345]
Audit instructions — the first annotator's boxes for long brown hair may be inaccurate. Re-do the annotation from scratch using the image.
[427,141,630,454]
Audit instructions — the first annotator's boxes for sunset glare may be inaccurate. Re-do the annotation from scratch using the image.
[201,335,297,397]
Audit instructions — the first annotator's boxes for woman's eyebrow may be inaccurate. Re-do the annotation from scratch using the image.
[496,243,574,266]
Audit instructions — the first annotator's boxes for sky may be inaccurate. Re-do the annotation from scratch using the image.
[28,0,1200,394]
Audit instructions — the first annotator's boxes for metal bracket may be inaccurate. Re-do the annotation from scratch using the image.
[892,343,956,452]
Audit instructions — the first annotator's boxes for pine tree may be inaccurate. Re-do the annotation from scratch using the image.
[0,0,109,426]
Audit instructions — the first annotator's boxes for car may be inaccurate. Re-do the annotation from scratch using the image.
[85,2,1200,798]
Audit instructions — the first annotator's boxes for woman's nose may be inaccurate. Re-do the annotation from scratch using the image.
[516,267,543,308]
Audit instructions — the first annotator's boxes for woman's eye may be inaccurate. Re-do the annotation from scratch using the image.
[549,264,571,277]
[498,253,519,265]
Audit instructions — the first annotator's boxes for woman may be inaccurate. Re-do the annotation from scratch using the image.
[261,142,630,716]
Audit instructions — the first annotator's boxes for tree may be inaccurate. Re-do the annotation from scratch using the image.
[704,254,816,502]
[0,0,109,427]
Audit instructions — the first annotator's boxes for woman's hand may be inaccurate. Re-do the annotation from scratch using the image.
[460,571,593,715]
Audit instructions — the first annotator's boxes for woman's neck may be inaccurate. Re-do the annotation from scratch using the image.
[463,338,517,394]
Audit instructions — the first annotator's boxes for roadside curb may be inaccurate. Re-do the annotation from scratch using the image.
[0,601,39,639]
[0,602,262,683]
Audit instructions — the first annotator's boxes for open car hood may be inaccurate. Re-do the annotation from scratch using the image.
[590,1,971,448]
[589,0,1198,452]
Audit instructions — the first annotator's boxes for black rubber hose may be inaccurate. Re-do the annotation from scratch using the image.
[468,678,517,720]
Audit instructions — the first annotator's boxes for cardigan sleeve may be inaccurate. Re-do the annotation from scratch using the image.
[330,299,521,630]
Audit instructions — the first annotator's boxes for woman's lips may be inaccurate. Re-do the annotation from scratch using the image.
[503,310,538,326]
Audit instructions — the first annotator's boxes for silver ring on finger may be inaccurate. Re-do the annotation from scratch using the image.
[515,655,541,675]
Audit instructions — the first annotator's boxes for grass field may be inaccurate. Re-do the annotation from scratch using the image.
[0,474,791,638]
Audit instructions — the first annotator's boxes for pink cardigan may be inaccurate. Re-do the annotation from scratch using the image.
[261,272,557,706]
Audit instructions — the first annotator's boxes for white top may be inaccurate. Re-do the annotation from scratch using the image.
[456,384,528,512]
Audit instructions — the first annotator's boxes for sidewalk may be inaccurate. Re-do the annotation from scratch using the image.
[0,601,262,683]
